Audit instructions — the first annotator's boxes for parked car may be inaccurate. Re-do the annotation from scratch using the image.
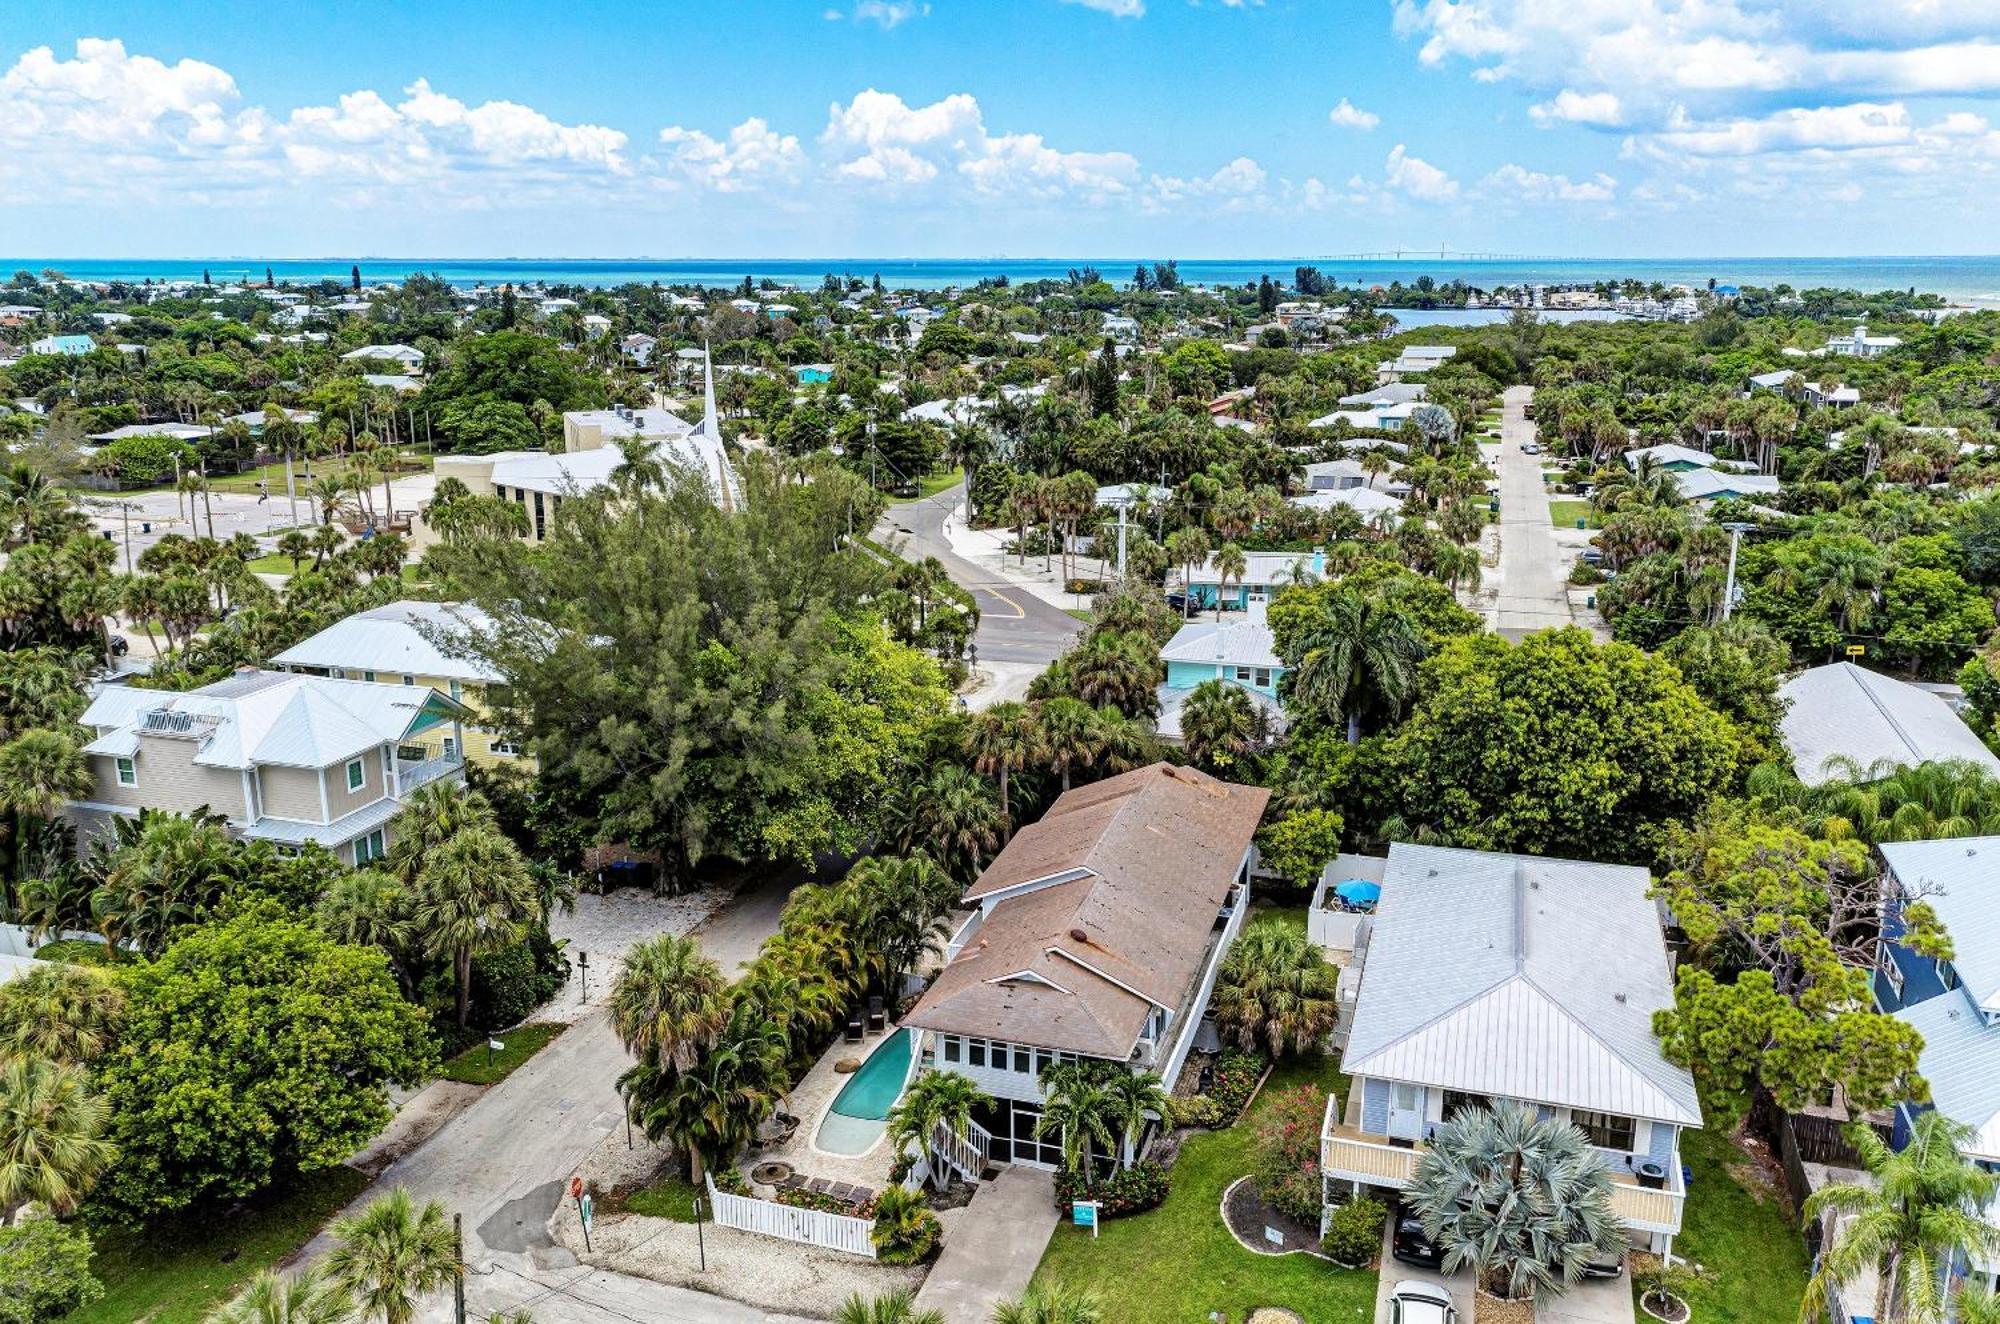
[1389,1280,1458,1324]
[1521,442,1542,454]
[1390,1211,1444,1269]
[1581,1246,1627,1279]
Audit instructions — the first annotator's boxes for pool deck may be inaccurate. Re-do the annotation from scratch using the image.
[739,1020,908,1194]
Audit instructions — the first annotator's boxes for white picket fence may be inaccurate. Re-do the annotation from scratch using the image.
[704,1176,878,1258]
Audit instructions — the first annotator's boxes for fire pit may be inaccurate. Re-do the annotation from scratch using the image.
[751,1160,794,1186]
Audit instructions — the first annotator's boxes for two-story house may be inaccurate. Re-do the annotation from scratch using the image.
[904,763,1267,1170]
[271,600,528,770]
[1154,606,1289,742]
[1873,836,2000,1300]
[1323,843,1702,1257]
[1174,549,1324,613]
[70,669,470,865]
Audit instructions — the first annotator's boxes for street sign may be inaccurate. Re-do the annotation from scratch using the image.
[569,1175,584,1201]
[580,1193,593,1231]
[1846,644,1866,657]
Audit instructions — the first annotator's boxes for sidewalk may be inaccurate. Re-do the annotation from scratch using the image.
[938,503,1112,613]
[912,1166,1058,1320]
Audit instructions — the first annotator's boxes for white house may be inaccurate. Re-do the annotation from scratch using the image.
[1821,323,1903,358]
[341,344,426,372]
[1778,662,2000,787]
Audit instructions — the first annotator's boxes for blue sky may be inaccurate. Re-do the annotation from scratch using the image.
[2,0,1997,257]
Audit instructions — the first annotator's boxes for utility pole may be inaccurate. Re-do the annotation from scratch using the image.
[452,1213,466,1324]
[1720,521,1754,621]
[1116,501,1128,578]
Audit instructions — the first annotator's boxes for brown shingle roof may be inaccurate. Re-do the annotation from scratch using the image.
[906,763,1269,1059]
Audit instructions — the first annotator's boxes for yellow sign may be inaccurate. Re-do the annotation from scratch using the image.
[1846,644,1866,657]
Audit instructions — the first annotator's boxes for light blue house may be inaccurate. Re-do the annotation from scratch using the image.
[1872,837,2000,1304]
[793,363,834,384]
[1159,612,1284,697]
[1175,548,1323,611]
[1324,843,1701,1258]
[29,334,95,357]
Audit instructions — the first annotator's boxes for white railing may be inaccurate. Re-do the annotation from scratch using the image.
[396,754,464,795]
[930,1117,991,1184]
[704,1176,877,1259]
[1156,885,1249,1088]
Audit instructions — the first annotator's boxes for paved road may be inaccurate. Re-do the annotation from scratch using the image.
[877,484,1082,669]
[1490,385,1576,641]
[302,871,810,1324]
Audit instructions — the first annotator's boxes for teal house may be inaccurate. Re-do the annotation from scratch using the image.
[1176,549,1324,611]
[1154,605,1291,742]
[794,363,834,384]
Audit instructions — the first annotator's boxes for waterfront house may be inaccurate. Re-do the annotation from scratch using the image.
[1323,843,1702,1256]
[1778,663,2000,787]
[1375,345,1457,384]
[1822,323,1903,359]
[904,763,1267,1169]
[1872,836,2000,1298]
[69,669,470,866]
[272,600,528,769]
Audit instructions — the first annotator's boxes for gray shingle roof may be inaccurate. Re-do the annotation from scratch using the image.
[1343,843,1702,1126]
[1778,663,2000,787]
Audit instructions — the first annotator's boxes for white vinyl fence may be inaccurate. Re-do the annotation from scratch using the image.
[704,1176,878,1258]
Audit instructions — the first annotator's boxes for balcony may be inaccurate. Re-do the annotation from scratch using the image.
[396,753,464,795]
[1320,1097,1686,1235]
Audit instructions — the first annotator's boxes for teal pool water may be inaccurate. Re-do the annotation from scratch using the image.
[814,1028,915,1156]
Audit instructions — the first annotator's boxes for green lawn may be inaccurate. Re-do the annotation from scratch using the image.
[888,467,964,503]
[619,1174,703,1223]
[438,1022,565,1085]
[119,455,433,497]
[1548,499,1601,529]
[1064,608,1094,623]
[1657,1127,1810,1324]
[1033,1054,1376,1324]
[67,1166,368,1324]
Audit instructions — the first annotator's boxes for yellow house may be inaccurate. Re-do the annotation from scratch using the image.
[271,601,534,770]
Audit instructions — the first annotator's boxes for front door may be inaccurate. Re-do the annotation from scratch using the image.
[1010,1102,1061,1169]
[1386,1082,1426,1141]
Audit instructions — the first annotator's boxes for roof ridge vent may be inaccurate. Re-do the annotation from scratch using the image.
[1513,861,1528,969]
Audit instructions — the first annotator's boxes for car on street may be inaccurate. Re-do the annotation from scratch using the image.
[1391,1210,1445,1268]
[1520,441,1542,454]
[1389,1279,1458,1324]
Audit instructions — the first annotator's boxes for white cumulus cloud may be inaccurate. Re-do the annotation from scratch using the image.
[1328,98,1380,131]
[1528,89,1623,127]
[1060,0,1146,16]
[658,117,805,191]
[1481,163,1617,201]
[820,88,1136,198]
[1383,143,1459,200]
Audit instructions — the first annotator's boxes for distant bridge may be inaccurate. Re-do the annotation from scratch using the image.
[1301,248,1572,263]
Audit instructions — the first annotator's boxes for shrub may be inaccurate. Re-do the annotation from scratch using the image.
[1054,1159,1170,1218]
[1167,1093,1224,1128]
[1321,1196,1387,1266]
[869,1185,943,1265]
[94,434,196,485]
[1255,1084,1327,1223]
[469,926,568,1030]
[0,1219,102,1324]
[1208,1049,1267,1124]
[30,939,113,966]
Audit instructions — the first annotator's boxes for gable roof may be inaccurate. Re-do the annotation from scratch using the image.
[272,601,504,683]
[906,763,1268,1059]
[1343,843,1701,1126]
[1879,836,2000,1012]
[1778,663,2000,787]
[1895,992,2000,1161]
[1159,613,1282,670]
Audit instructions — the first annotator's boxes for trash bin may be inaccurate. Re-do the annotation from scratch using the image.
[141,522,152,534]
[1576,518,1587,530]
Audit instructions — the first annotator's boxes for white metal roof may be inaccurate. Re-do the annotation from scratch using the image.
[1343,843,1702,1126]
[1625,444,1715,470]
[272,601,504,684]
[1671,468,1781,501]
[1778,663,2000,787]
[1895,992,2000,1160]
[1880,835,2000,1012]
[1290,487,1403,517]
[1159,614,1282,670]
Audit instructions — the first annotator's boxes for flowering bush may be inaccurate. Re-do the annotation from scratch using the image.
[1054,1159,1170,1218]
[1254,1083,1328,1224]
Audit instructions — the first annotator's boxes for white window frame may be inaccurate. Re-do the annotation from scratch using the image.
[1879,944,1906,997]
[114,756,137,786]
[491,739,521,758]
[1572,1108,1637,1152]
[346,758,365,792]
[353,828,386,865]
[448,680,464,701]
[1253,667,1273,687]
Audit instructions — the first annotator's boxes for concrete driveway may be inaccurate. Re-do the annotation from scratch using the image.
[912,1166,1058,1320]
[1537,1271,1636,1324]
[1375,1221,1475,1322]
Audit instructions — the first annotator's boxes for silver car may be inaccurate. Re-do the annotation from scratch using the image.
[1389,1279,1459,1324]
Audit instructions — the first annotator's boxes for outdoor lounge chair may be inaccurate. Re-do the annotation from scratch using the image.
[866,995,886,1032]
[829,1182,857,1204]
[807,1177,832,1196]
[780,1172,807,1191]
[850,1186,875,1205]
[845,1007,865,1041]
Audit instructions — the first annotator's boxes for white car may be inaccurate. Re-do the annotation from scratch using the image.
[1389,1279,1459,1324]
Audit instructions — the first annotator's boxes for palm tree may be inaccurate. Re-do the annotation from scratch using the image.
[410,826,541,1027]
[609,933,730,1075]
[1803,1111,2000,1324]
[886,1070,991,1187]
[1211,920,1340,1057]
[1101,1070,1169,1169]
[964,700,1040,824]
[0,962,124,1065]
[0,1053,115,1223]
[386,780,497,885]
[1035,1073,1116,1190]
[209,1268,357,1324]
[990,1282,1104,1324]
[0,728,91,881]
[847,855,958,995]
[1179,680,1259,773]
[867,1183,943,1265]
[622,1000,788,1183]
[1164,527,1210,620]
[1408,1101,1625,1302]
[326,1187,458,1324]
[276,529,312,572]
[1284,584,1426,742]
[1035,696,1105,792]
[92,810,239,955]
[1210,542,1247,622]
[886,765,1002,883]
[835,1288,945,1324]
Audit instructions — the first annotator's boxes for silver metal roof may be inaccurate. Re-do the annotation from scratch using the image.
[1880,835,2000,1011]
[272,601,504,684]
[1343,843,1702,1126]
[1895,991,2000,1160]
[1779,663,2000,787]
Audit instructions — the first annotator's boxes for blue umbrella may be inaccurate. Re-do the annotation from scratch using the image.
[1333,878,1382,908]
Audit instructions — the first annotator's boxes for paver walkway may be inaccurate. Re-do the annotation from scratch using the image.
[912,1165,1059,1319]
[1489,384,1576,640]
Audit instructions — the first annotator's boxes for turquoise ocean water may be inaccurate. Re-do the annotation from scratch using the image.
[9,256,2000,302]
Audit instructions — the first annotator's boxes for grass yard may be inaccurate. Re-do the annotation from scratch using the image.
[1654,1127,1810,1324]
[617,1174,703,1223]
[888,466,964,503]
[1548,499,1600,529]
[438,1021,566,1085]
[67,1165,368,1324]
[1033,1054,1375,1324]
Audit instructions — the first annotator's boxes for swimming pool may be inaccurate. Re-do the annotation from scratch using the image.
[813,1027,916,1156]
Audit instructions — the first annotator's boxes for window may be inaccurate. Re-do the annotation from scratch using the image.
[353,829,386,865]
[1234,666,1253,683]
[943,1037,961,1065]
[400,674,415,687]
[1940,960,1960,992]
[1572,1109,1637,1152]
[1441,1090,1491,1122]
[114,756,137,786]
[1013,1045,1031,1073]
[442,736,459,760]
[1879,945,1906,997]
[969,1040,986,1068]
[448,680,463,701]
[346,759,365,791]
[1389,1082,1422,1112]
[363,670,377,683]
[1253,668,1273,687]
[491,739,521,758]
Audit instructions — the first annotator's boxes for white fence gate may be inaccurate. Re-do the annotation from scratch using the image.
[704,1177,878,1259]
